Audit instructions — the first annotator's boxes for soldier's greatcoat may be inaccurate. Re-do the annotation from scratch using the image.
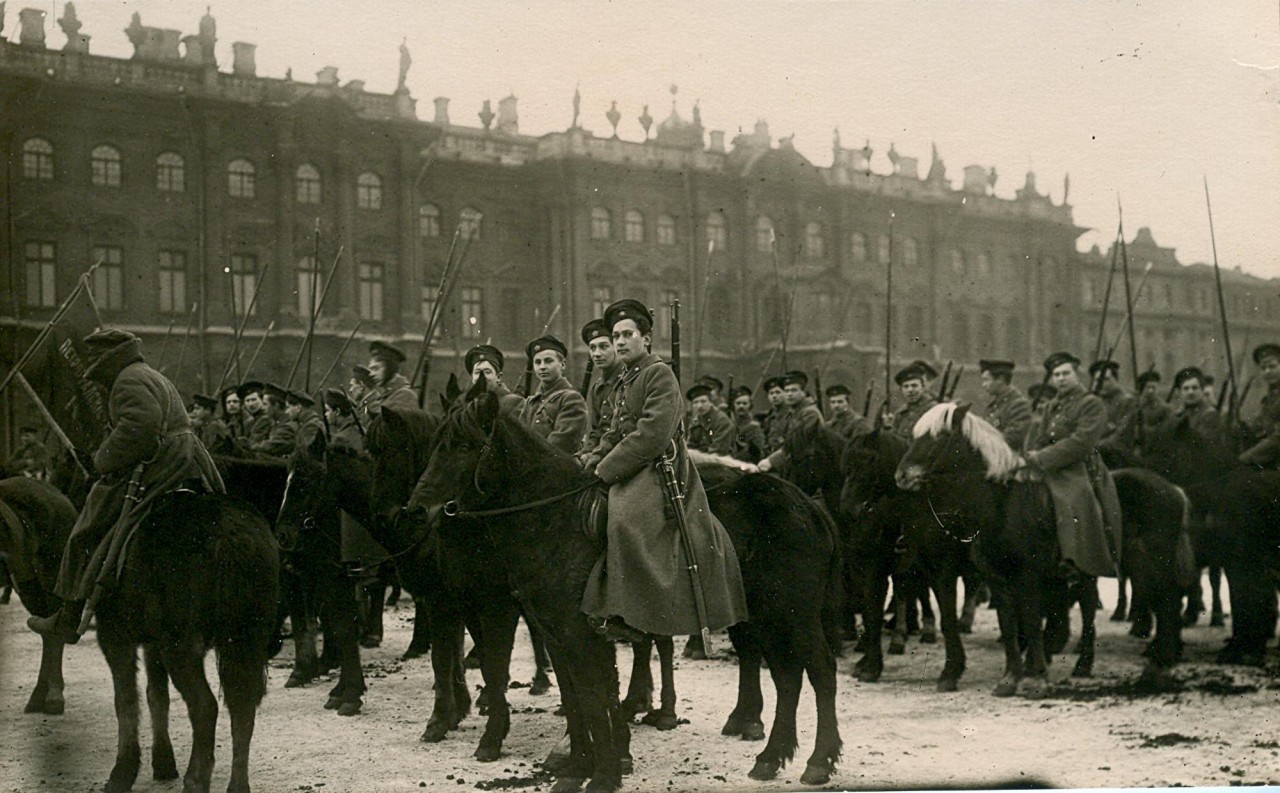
[245,410,273,444]
[56,338,224,600]
[827,410,870,442]
[688,405,736,457]
[580,363,621,456]
[366,373,418,418]
[520,376,588,455]
[891,396,938,441]
[984,386,1033,452]
[1173,401,1226,443]
[764,397,824,469]
[733,414,768,463]
[249,414,297,459]
[1240,381,1280,467]
[1097,388,1137,440]
[1024,382,1123,578]
[582,353,747,637]
[196,417,234,456]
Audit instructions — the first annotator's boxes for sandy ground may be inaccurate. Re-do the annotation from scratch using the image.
[1,576,1278,793]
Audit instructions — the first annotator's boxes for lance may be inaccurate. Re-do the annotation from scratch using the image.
[521,303,561,397]
[285,244,344,390]
[884,211,896,416]
[172,302,199,384]
[862,383,874,419]
[155,319,177,372]
[305,219,321,392]
[1204,177,1239,422]
[671,298,682,383]
[0,259,102,399]
[769,227,788,371]
[936,360,954,402]
[317,321,363,390]
[1218,327,1252,413]
[813,367,824,417]
[216,255,272,395]
[12,371,90,477]
[1091,227,1122,364]
[579,358,595,397]
[412,226,463,393]
[224,244,240,383]
[416,227,476,407]
[1117,198,1141,390]
[1096,262,1156,393]
[241,319,276,382]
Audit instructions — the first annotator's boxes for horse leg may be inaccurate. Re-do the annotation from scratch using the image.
[1043,579,1071,656]
[143,646,179,781]
[360,576,387,648]
[27,636,66,715]
[800,640,842,785]
[474,605,518,761]
[888,575,907,655]
[162,642,219,793]
[748,660,803,781]
[1138,564,1184,689]
[918,583,938,644]
[329,589,367,716]
[403,596,432,660]
[856,569,889,682]
[958,571,980,634]
[1071,579,1097,678]
[1217,558,1274,667]
[1209,565,1225,627]
[933,568,965,691]
[722,624,765,740]
[581,640,624,793]
[1129,580,1153,639]
[100,638,143,793]
[621,637,654,719]
[1014,578,1049,699]
[1111,571,1129,621]
[640,636,678,730]
[285,580,318,688]
[527,614,555,696]
[423,610,468,741]
[991,583,1023,697]
[549,664,591,793]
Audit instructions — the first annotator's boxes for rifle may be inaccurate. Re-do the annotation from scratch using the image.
[156,319,176,372]
[579,358,595,397]
[172,302,199,384]
[1029,369,1053,413]
[317,322,363,390]
[813,368,824,417]
[862,383,874,419]
[656,441,714,656]
[1204,177,1240,422]
[304,219,321,391]
[215,254,271,395]
[241,319,275,382]
[412,226,463,402]
[883,211,896,415]
[1091,227,1122,363]
[1094,262,1156,393]
[936,360,954,402]
[1117,198,1141,390]
[288,243,344,390]
[671,298,682,383]
[946,365,964,401]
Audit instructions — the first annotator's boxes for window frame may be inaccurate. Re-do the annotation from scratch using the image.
[91,145,122,188]
[295,163,322,205]
[656,214,677,246]
[419,204,441,238]
[157,249,187,315]
[22,138,55,180]
[705,211,727,250]
[356,171,383,211]
[358,261,385,322]
[228,159,256,199]
[156,152,185,193]
[23,240,57,307]
[90,245,125,310]
[755,216,774,254]
[590,207,612,240]
[624,210,645,243]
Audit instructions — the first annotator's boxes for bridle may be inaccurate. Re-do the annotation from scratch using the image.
[908,435,981,545]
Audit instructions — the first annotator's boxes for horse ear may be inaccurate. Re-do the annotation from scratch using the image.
[474,390,500,433]
[445,372,462,403]
[381,406,404,430]
[464,373,490,403]
[438,393,451,414]
[951,403,971,432]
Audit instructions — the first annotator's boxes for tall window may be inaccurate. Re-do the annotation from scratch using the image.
[356,172,382,210]
[755,216,774,253]
[419,204,441,238]
[500,288,523,342]
[591,286,613,319]
[459,207,482,240]
[228,159,255,198]
[91,246,124,310]
[952,312,970,358]
[23,241,56,307]
[230,254,259,317]
[295,256,319,318]
[358,262,385,321]
[850,232,867,263]
[157,250,187,315]
[295,164,321,204]
[656,214,677,246]
[804,222,825,258]
[705,211,727,250]
[624,210,645,243]
[156,152,185,192]
[91,145,122,187]
[22,138,54,180]
[590,207,611,240]
[460,286,483,339]
[976,251,992,277]
[949,249,965,274]
[903,237,919,267]
[979,313,996,353]
[877,234,891,264]
[656,290,679,340]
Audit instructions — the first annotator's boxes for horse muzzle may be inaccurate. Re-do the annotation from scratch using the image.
[896,465,926,491]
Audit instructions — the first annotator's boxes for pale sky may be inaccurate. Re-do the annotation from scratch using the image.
[12,1,1280,277]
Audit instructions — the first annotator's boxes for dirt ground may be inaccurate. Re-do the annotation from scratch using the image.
[2,576,1278,793]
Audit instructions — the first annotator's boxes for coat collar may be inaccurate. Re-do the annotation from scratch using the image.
[621,352,664,381]
[534,375,574,399]
[84,338,145,388]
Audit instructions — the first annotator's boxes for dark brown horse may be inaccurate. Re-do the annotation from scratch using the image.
[0,476,76,715]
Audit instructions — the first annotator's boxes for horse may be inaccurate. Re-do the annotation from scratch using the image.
[94,489,278,793]
[0,476,76,715]
[420,380,844,788]
[276,432,368,716]
[896,403,1190,695]
[835,426,972,691]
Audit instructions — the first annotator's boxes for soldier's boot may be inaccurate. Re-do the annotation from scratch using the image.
[27,600,85,645]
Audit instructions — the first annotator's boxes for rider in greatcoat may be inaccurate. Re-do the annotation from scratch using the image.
[365,341,419,418]
[519,335,588,455]
[979,359,1032,452]
[578,319,622,461]
[1239,343,1280,468]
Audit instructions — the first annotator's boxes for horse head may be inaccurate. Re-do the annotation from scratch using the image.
[416,381,502,515]
[276,429,331,552]
[840,426,909,516]
[895,402,1019,492]
[1141,412,1238,487]
[784,421,844,496]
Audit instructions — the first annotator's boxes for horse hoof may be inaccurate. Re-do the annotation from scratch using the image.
[856,668,882,683]
[740,721,766,741]
[530,676,553,696]
[1129,625,1151,640]
[640,710,678,730]
[42,698,65,715]
[285,673,310,689]
[337,700,362,717]
[920,631,937,645]
[23,698,43,714]
[359,636,382,649]
[549,776,585,793]
[621,698,651,718]
[475,744,501,762]
[800,763,833,786]
[936,677,958,692]
[1071,659,1094,678]
[323,696,342,710]
[957,622,973,635]
[584,777,621,793]
[1016,678,1048,700]
[993,678,1017,697]
[1110,608,1127,622]
[1137,666,1178,692]
[402,647,428,660]
[620,756,633,775]
[748,760,780,781]
[887,642,906,656]
[421,722,449,743]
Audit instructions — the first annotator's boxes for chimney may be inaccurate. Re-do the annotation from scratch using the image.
[753,119,771,148]
[18,8,47,48]
[182,34,205,65]
[232,42,256,76]
[709,130,725,152]
[496,95,518,135]
[433,97,451,125]
[316,66,340,86]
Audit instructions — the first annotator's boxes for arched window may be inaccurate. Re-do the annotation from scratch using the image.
[228,159,255,198]
[156,152,185,192]
[755,216,774,253]
[624,210,645,243]
[295,163,321,204]
[705,212,727,250]
[91,145,122,187]
[877,234,891,264]
[419,204,441,238]
[850,231,867,263]
[804,221,825,258]
[903,237,919,267]
[23,138,54,180]
[656,214,677,246]
[459,207,482,240]
[590,207,611,240]
[949,249,965,274]
[356,172,382,210]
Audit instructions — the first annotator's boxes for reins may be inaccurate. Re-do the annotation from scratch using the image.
[443,481,597,519]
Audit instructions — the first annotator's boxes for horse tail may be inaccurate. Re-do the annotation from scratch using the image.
[211,497,280,710]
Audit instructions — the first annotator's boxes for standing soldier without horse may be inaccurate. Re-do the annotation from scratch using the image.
[979,359,1033,452]
[581,298,747,642]
[28,330,225,643]
[519,335,588,455]
[887,362,938,440]
[729,385,768,463]
[1239,342,1280,468]
[757,370,824,473]
[687,382,736,457]
[365,341,418,418]
[1021,351,1123,578]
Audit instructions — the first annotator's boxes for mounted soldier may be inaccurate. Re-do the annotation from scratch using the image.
[219,386,244,440]
[1169,366,1226,441]
[757,370,824,474]
[578,319,623,463]
[519,335,588,455]
[9,425,51,479]
[728,385,768,463]
[758,376,786,453]
[825,383,870,441]
[1111,369,1172,458]
[686,382,736,457]
[323,388,365,453]
[1021,351,1123,578]
[238,381,273,444]
[978,359,1032,452]
[886,361,938,440]
[365,341,418,418]
[1088,359,1136,441]
[349,365,376,425]
[191,393,234,456]
[242,384,296,459]
[1239,342,1280,468]
[286,389,326,449]
[581,298,747,641]
[1027,383,1057,419]
[695,374,730,414]
[464,344,525,415]
[28,329,224,644]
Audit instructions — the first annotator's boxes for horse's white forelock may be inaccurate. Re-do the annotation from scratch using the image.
[687,448,759,473]
[912,402,1022,480]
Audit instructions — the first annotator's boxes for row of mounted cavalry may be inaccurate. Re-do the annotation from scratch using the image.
[3,374,1278,793]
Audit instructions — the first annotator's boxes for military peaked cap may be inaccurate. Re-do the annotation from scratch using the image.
[369,340,407,365]
[781,370,809,388]
[526,335,568,360]
[351,365,376,388]
[729,385,753,400]
[263,383,288,403]
[1252,343,1280,365]
[603,298,653,334]
[762,376,784,392]
[286,389,315,408]
[1173,366,1206,389]
[1136,370,1162,391]
[825,384,852,397]
[686,384,713,402]
[322,388,354,413]
[220,385,240,404]
[1044,352,1082,372]
[465,344,505,373]
[237,380,265,399]
[581,318,611,345]
[894,365,927,386]
[909,359,939,380]
[192,393,218,411]
[696,374,724,392]
[978,359,1016,376]
[1088,359,1120,378]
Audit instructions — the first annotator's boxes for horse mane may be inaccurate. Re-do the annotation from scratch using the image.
[688,448,759,474]
[913,402,1022,481]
